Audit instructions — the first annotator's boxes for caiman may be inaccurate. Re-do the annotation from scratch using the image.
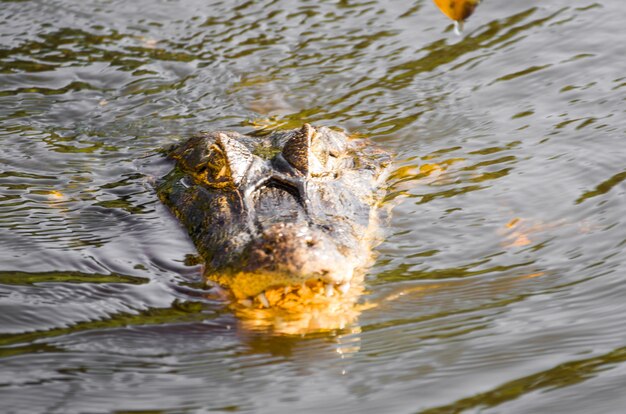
[157,124,390,317]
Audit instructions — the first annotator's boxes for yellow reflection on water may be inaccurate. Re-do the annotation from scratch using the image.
[234,302,369,336]
[499,218,566,249]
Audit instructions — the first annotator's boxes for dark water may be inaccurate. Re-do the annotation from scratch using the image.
[1,0,625,412]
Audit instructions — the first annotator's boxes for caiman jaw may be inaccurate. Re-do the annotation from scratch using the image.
[207,222,362,308]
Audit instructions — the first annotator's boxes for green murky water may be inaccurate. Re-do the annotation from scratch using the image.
[1,1,625,412]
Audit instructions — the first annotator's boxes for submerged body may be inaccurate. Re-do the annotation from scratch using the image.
[157,124,390,311]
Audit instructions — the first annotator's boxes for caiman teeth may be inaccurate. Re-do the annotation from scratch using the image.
[257,291,270,308]
[236,280,354,309]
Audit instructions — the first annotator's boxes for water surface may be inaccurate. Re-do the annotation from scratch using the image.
[1,0,626,412]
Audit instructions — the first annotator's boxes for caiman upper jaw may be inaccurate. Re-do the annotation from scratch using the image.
[247,223,355,284]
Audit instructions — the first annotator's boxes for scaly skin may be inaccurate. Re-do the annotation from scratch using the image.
[157,124,390,314]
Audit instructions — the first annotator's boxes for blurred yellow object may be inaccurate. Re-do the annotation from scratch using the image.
[433,0,480,22]
[433,0,480,34]
[48,190,65,200]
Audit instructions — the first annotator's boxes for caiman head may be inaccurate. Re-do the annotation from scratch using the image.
[158,124,390,326]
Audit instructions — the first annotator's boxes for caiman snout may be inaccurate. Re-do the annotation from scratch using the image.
[246,223,355,290]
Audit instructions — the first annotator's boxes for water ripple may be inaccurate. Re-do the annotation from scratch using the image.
[1,0,626,412]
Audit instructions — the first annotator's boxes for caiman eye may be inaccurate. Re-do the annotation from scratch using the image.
[202,133,253,188]
[201,144,231,186]
[282,124,353,178]
[282,123,330,176]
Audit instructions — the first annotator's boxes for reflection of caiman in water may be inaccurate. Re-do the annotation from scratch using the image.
[157,124,390,331]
